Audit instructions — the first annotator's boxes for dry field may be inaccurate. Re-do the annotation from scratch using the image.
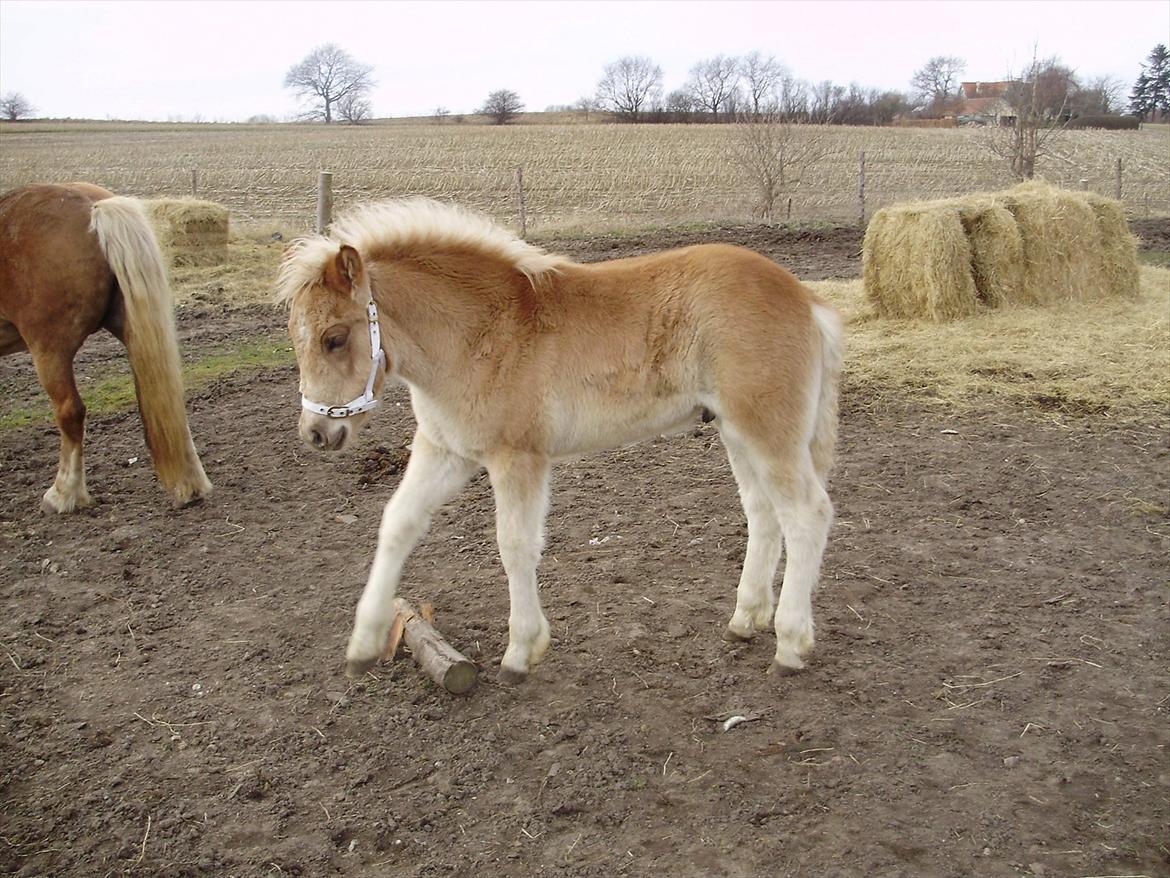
[1,120,1167,232]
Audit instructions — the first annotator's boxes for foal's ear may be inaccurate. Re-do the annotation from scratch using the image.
[323,245,366,298]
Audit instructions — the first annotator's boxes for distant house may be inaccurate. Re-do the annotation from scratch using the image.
[956,81,1016,126]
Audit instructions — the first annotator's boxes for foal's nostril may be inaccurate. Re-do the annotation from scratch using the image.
[309,428,326,449]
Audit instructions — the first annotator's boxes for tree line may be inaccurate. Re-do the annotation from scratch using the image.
[1,43,1166,125]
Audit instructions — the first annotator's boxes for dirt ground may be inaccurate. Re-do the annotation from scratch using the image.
[1,225,1167,878]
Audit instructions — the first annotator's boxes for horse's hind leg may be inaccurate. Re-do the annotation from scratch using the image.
[487,451,553,683]
[29,345,93,513]
[763,452,833,674]
[721,432,785,642]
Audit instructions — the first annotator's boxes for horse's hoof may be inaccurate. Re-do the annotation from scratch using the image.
[722,625,753,643]
[767,657,804,676]
[498,666,528,685]
[345,656,378,679]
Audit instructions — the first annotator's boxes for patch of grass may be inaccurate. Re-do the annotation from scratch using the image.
[0,335,293,430]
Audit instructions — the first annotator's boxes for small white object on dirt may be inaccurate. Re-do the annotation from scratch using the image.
[940,429,959,435]
[335,514,358,525]
[722,715,750,732]
[127,456,139,465]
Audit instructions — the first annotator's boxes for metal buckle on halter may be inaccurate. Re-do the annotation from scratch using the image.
[324,405,352,419]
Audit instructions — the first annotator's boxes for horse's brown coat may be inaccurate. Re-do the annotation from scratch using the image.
[0,183,210,512]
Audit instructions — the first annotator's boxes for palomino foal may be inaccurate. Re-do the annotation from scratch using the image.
[278,199,843,682]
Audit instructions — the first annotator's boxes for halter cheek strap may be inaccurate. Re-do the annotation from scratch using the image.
[301,298,387,419]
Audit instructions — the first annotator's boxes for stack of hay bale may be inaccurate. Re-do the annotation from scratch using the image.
[146,198,230,267]
[862,181,1139,321]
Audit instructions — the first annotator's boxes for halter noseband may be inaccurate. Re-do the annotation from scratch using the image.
[301,298,387,419]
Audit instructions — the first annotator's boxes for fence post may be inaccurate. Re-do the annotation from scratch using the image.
[515,166,527,238]
[316,171,333,234]
[786,197,792,221]
[190,169,198,198]
[858,151,867,228]
[1114,158,1122,202]
[1079,178,1089,191]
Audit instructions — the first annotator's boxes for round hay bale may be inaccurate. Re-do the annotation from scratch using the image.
[863,200,979,321]
[146,198,229,267]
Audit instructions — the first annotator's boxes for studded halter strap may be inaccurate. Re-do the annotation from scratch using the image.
[301,298,387,419]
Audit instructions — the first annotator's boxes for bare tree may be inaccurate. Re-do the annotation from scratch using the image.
[910,55,966,115]
[741,52,785,118]
[687,55,741,119]
[284,44,374,124]
[0,92,35,121]
[778,74,810,121]
[809,80,844,123]
[479,89,524,124]
[338,91,373,124]
[732,104,829,222]
[432,106,451,122]
[596,55,663,122]
[1072,75,1124,115]
[574,95,599,120]
[985,53,1075,180]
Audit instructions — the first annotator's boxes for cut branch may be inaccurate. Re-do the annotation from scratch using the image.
[388,599,478,695]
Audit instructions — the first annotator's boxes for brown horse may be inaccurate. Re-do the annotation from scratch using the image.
[278,198,843,681]
[0,183,211,512]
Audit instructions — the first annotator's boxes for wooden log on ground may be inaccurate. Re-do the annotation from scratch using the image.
[388,599,478,694]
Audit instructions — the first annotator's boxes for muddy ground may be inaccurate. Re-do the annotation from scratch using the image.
[1,224,1167,878]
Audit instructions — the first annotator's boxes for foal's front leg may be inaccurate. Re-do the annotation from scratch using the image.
[345,432,478,678]
[487,451,552,683]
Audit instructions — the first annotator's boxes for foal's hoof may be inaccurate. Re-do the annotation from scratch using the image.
[722,625,754,643]
[767,657,805,677]
[345,656,379,679]
[497,666,528,685]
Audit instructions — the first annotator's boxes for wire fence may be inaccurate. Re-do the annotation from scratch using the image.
[2,122,1166,234]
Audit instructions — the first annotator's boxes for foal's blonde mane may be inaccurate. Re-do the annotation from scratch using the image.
[276,197,569,305]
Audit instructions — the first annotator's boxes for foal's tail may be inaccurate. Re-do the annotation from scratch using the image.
[809,301,845,486]
[90,197,211,506]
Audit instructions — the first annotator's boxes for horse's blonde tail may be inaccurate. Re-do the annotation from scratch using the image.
[90,197,211,505]
[809,301,844,486]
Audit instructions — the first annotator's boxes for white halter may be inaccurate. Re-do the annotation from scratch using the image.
[301,298,387,419]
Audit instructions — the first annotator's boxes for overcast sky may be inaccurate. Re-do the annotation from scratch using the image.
[1,0,1166,121]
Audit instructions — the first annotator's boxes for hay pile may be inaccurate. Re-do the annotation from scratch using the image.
[146,198,229,267]
[863,181,1139,321]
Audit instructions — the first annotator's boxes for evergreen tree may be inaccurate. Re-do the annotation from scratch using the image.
[1130,44,1169,120]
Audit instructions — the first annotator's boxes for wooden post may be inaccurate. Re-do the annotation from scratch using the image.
[1079,178,1089,191]
[390,599,478,694]
[190,169,198,198]
[515,166,527,238]
[316,171,333,234]
[1114,158,1122,201]
[786,197,792,221]
[858,151,867,228]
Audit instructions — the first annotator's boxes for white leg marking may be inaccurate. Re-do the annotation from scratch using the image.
[345,432,477,675]
[42,442,92,514]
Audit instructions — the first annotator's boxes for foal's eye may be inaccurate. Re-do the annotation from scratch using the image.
[323,327,350,353]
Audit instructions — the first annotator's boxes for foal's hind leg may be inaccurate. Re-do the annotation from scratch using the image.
[763,453,833,674]
[487,451,553,684]
[721,433,785,641]
[29,345,93,513]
